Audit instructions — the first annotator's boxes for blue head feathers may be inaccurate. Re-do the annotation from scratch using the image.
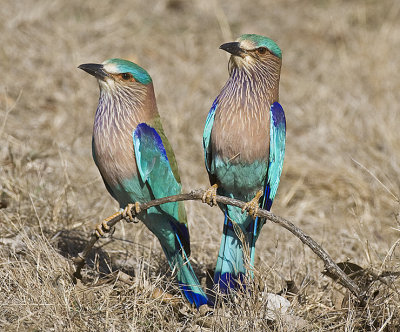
[102,58,152,84]
[239,34,282,59]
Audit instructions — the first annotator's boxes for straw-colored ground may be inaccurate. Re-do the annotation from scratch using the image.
[1,0,400,330]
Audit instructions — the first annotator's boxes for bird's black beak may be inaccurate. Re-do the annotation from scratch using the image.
[78,63,109,80]
[219,42,244,56]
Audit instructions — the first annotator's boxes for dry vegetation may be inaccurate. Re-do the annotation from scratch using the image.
[1,0,400,330]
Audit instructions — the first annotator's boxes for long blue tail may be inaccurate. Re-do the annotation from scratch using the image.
[175,253,210,307]
[214,211,246,293]
[163,232,210,308]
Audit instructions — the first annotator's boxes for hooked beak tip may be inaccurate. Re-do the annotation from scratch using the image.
[219,42,244,57]
[78,63,108,80]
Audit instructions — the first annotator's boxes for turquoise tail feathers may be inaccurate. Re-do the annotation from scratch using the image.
[214,211,247,293]
[159,223,210,308]
[176,252,210,307]
[164,246,210,308]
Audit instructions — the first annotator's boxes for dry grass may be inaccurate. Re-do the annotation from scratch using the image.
[1,0,400,330]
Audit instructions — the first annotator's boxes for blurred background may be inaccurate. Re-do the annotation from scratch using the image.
[1,0,400,330]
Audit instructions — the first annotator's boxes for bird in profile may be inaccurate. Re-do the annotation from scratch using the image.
[79,58,209,308]
[202,34,286,292]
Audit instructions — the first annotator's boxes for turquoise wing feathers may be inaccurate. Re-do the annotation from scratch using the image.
[133,122,210,307]
[203,98,218,172]
[263,101,286,211]
[133,123,182,218]
[250,102,286,266]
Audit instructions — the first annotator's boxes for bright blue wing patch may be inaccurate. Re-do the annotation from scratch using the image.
[133,123,181,217]
[264,102,286,210]
[203,98,218,173]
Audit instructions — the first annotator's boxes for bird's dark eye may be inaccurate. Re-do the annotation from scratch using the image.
[257,47,267,55]
[121,73,133,80]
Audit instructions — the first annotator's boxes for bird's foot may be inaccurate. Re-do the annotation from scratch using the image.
[202,184,218,207]
[122,202,141,223]
[94,219,111,238]
[94,211,121,238]
[241,190,263,218]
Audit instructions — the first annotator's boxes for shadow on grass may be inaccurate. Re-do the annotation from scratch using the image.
[53,229,118,276]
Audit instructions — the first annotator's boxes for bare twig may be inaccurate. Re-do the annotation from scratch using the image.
[72,189,367,304]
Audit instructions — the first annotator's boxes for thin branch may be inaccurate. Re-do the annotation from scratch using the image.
[72,189,367,304]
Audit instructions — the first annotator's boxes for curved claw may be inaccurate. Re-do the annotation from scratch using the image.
[122,202,141,223]
[241,190,263,219]
[202,184,218,207]
[94,220,111,238]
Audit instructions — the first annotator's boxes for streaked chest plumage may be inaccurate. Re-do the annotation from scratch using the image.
[91,84,154,188]
[211,69,276,164]
[93,115,138,187]
[209,65,279,196]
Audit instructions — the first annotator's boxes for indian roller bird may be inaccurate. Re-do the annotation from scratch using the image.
[202,34,286,292]
[79,58,209,308]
